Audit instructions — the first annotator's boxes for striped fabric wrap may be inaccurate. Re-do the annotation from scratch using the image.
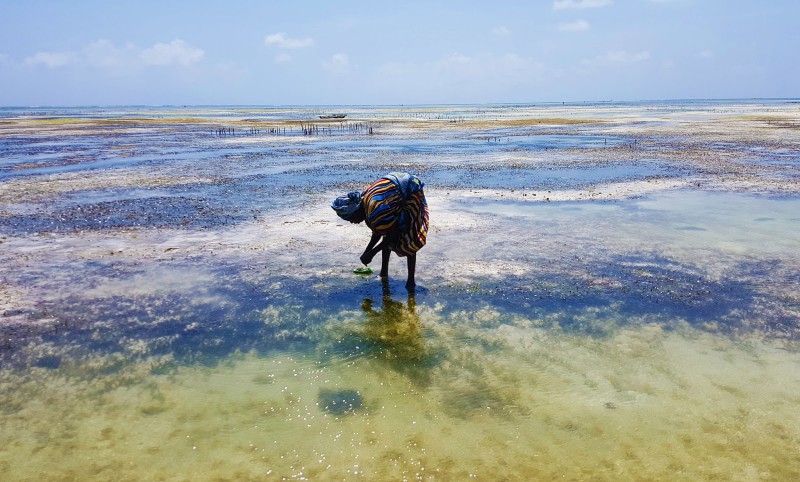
[362,173,429,257]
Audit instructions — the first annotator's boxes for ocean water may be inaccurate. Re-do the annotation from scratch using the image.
[1,102,799,480]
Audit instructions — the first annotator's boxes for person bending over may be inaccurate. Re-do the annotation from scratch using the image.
[332,172,429,290]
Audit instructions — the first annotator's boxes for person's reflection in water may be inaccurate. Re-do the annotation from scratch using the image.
[359,279,431,385]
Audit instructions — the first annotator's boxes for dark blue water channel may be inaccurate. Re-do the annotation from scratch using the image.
[1,127,629,180]
[307,133,624,154]
[3,242,795,372]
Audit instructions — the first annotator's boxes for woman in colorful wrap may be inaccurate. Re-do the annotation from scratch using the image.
[332,172,429,290]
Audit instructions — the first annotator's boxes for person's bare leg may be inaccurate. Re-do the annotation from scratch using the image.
[379,243,391,278]
[406,253,416,291]
[381,276,391,297]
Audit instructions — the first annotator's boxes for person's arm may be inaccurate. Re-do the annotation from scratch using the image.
[360,231,384,265]
[364,231,381,253]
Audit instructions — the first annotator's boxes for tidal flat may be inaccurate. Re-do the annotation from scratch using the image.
[1,100,800,480]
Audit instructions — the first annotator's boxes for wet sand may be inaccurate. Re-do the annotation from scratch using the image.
[1,101,800,480]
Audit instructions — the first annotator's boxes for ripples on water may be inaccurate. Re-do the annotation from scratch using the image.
[1,104,799,480]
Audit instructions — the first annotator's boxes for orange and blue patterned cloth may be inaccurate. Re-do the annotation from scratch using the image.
[362,173,428,257]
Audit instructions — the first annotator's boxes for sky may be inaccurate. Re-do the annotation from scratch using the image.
[0,0,797,106]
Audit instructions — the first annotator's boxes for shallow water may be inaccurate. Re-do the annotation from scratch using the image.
[2,102,800,480]
[466,190,800,257]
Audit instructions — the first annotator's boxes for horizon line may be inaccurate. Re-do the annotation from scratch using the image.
[2,97,799,110]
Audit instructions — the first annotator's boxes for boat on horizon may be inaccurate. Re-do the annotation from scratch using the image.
[318,114,347,119]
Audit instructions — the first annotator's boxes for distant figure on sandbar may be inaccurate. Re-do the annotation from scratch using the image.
[331,172,429,290]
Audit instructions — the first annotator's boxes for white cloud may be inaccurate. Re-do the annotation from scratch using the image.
[553,0,611,10]
[439,53,472,67]
[492,26,511,36]
[323,53,350,75]
[265,33,314,49]
[22,39,205,71]
[140,39,204,66]
[558,20,590,31]
[24,51,76,68]
[583,50,650,67]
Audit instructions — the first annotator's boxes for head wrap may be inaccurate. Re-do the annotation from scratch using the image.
[331,191,363,220]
